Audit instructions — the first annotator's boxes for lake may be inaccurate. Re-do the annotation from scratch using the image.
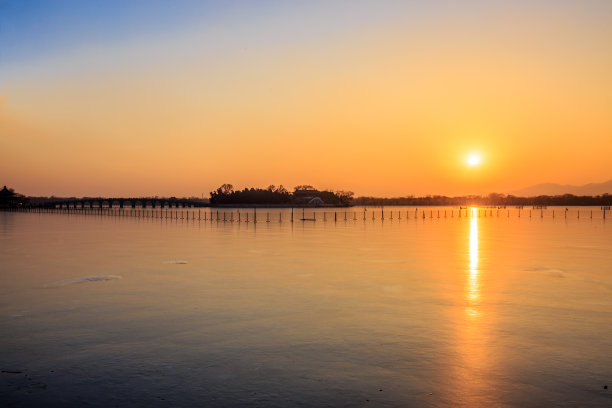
[1,207,611,407]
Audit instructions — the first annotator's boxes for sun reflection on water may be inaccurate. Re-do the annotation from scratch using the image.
[453,206,492,406]
[466,210,480,318]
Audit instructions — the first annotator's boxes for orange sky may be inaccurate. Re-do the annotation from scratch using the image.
[1,1,611,197]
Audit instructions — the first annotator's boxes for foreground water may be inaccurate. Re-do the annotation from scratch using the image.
[1,208,610,407]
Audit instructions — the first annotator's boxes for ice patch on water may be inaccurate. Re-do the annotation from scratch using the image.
[163,260,188,264]
[71,276,121,284]
[8,310,28,318]
[44,275,121,287]
[522,266,565,278]
[524,267,611,290]
[580,278,612,291]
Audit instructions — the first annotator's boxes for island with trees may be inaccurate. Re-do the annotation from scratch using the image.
[209,184,354,207]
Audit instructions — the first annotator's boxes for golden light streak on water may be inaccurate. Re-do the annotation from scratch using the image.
[454,207,492,407]
[466,209,480,318]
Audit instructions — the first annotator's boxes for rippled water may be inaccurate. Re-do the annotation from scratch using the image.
[1,207,611,407]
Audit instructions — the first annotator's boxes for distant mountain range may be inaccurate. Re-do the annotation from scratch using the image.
[511,179,612,196]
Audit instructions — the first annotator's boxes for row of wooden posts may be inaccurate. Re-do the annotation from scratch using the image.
[11,206,608,221]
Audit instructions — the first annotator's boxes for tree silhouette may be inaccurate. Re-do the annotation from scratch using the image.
[294,185,315,191]
[220,184,234,194]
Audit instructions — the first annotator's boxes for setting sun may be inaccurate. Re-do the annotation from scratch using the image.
[467,154,481,167]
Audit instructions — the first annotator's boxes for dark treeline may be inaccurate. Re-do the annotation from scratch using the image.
[354,193,612,206]
[209,184,353,206]
[210,184,291,205]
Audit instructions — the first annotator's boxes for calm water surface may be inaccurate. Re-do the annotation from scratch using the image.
[1,208,611,407]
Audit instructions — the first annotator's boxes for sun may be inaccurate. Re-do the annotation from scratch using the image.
[467,154,481,166]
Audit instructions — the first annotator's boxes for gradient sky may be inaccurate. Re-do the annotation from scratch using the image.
[1,0,611,197]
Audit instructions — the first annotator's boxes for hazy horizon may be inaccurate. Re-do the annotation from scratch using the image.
[5,177,612,199]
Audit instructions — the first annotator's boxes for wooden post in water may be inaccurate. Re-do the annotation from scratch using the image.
[254,208,257,223]
[590,210,592,219]
[266,212,270,223]
[246,212,249,223]
[291,208,294,223]
[279,212,282,223]
[344,211,347,221]
[335,211,337,222]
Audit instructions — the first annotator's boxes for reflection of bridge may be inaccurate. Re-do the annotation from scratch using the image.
[40,197,208,209]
